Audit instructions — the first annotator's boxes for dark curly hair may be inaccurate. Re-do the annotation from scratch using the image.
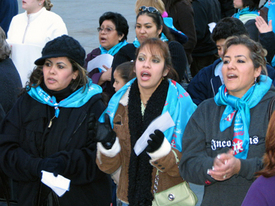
[211,17,249,42]
[136,8,175,41]
[99,11,129,41]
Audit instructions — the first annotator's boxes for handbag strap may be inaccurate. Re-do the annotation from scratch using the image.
[153,150,179,194]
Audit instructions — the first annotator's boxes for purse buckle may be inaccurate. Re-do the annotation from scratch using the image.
[168,193,175,201]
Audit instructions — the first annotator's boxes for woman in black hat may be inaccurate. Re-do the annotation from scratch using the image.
[0,35,112,206]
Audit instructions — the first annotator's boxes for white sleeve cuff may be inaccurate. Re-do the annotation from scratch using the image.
[97,137,121,157]
[147,137,171,161]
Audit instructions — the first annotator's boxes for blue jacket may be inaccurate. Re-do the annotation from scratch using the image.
[187,58,275,105]
[0,0,18,35]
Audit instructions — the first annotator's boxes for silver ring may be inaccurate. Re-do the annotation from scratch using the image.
[223,174,227,179]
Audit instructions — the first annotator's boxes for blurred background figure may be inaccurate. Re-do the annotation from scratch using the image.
[187,17,275,105]
[135,0,191,82]
[0,0,18,36]
[7,0,67,87]
[135,0,166,15]
[259,0,275,33]
[113,61,135,92]
[0,26,22,123]
[162,0,197,66]
[232,0,260,41]
[112,6,189,86]
[256,15,275,67]
[218,0,235,18]
[190,0,221,77]
[84,11,129,100]
[242,110,275,205]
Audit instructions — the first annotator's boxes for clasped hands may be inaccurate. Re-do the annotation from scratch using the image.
[207,150,241,181]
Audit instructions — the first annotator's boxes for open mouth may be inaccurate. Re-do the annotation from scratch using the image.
[141,71,151,77]
[47,78,57,84]
[100,37,107,42]
[227,73,238,80]
[140,71,151,81]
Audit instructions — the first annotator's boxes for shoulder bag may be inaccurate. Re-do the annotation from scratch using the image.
[152,150,198,206]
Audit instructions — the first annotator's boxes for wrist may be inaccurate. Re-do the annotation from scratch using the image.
[102,132,116,149]
[147,137,171,160]
[97,137,120,157]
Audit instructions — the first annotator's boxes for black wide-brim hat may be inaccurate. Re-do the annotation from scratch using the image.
[35,35,86,67]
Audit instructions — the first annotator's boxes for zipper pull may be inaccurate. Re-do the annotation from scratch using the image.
[48,115,56,128]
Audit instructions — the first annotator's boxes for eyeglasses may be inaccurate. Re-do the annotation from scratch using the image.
[139,6,159,14]
[97,27,116,33]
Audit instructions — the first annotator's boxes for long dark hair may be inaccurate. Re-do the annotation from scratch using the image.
[136,8,175,41]
[242,0,260,11]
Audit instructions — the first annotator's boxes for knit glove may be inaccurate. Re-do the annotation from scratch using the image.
[146,129,164,153]
[37,157,65,177]
[94,113,116,149]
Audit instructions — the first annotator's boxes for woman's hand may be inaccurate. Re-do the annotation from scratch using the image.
[94,114,116,149]
[255,16,272,34]
[146,130,164,153]
[207,150,241,181]
[98,65,112,85]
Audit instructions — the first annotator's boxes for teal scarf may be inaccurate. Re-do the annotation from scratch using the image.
[99,78,197,152]
[233,7,259,24]
[27,79,102,117]
[99,40,127,56]
[214,75,272,159]
[98,40,128,72]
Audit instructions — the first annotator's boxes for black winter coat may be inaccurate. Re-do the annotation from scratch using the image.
[0,92,112,206]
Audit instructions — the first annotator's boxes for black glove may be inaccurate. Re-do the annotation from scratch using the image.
[94,113,116,149]
[146,129,164,153]
[37,157,65,177]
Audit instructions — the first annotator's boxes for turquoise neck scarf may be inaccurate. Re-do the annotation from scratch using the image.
[214,75,272,159]
[99,78,197,152]
[98,40,128,72]
[99,40,127,56]
[233,7,259,23]
[132,34,168,48]
[27,79,102,118]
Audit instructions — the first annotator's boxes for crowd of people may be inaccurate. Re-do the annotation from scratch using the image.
[0,0,275,206]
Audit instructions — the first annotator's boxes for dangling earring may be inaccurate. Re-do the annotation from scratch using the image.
[254,77,257,84]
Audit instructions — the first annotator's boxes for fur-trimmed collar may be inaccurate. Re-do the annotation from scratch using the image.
[119,87,130,106]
